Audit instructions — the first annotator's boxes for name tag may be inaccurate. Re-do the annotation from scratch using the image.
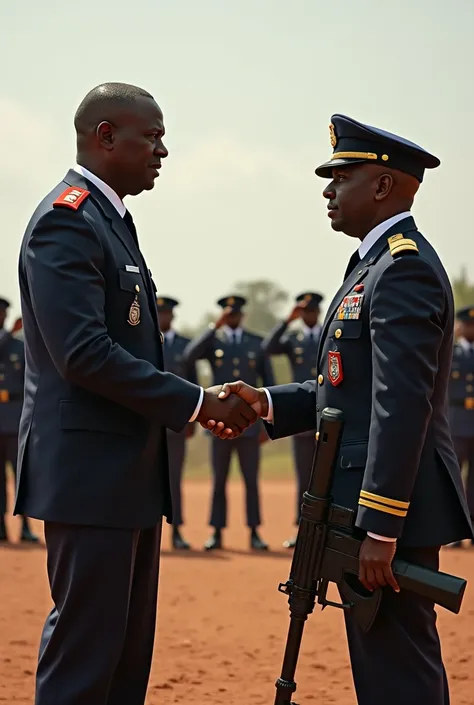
[125,265,140,273]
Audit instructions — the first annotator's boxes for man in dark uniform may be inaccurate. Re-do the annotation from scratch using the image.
[183,295,275,551]
[14,82,256,705]
[211,115,473,705]
[157,295,197,550]
[0,299,39,543]
[262,291,323,548]
[448,305,474,546]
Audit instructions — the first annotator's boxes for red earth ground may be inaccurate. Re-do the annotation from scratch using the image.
[1,479,473,704]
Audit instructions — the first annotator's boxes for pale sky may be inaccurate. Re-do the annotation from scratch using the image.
[1,0,473,329]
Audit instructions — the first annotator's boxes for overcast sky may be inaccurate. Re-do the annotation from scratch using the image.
[1,0,473,329]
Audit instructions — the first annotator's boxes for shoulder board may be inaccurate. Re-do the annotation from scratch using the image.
[53,186,90,210]
[387,233,419,257]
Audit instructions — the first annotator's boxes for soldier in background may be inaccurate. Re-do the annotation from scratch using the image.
[0,299,38,542]
[157,296,197,550]
[448,305,474,547]
[183,295,275,551]
[262,292,323,548]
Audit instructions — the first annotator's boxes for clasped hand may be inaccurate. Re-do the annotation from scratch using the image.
[196,381,267,438]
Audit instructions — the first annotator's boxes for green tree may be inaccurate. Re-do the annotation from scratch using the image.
[452,267,474,310]
[234,279,289,335]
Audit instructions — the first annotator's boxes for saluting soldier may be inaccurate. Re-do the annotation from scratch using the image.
[448,305,474,546]
[212,115,473,705]
[0,299,38,542]
[183,295,275,551]
[157,295,197,550]
[262,291,323,548]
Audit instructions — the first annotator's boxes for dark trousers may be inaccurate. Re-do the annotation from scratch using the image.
[166,431,186,526]
[291,434,315,525]
[35,521,162,705]
[210,436,261,529]
[343,546,449,705]
[453,436,474,517]
[0,434,18,515]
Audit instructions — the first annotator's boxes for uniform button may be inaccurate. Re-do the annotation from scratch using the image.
[160,332,164,344]
[233,369,240,377]
[335,328,342,339]
[135,284,140,293]
[318,374,324,385]
[316,405,320,412]
[467,385,474,393]
[315,431,320,441]
[311,367,317,376]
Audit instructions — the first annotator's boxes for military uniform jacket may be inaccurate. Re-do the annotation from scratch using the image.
[15,170,201,529]
[262,321,321,437]
[448,342,474,438]
[0,331,25,436]
[183,326,275,437]
[163,332,198,438]
[265,216,472,546]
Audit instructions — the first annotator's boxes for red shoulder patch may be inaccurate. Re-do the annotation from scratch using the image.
[53,186,90,210]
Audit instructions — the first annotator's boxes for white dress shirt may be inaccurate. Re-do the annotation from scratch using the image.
[457,337,474,355]
[222,325,243,343]
[73,164,204,422]
[262,212,413,542]
[302,323,322,339]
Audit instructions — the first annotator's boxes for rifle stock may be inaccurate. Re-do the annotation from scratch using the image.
[273,407,468,705]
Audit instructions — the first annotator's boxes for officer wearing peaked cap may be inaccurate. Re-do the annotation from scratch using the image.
[262,291,323,548]
[211,114,473,705]
[183,294,276,551]
[0,298,39,543]
[448,305,474,546]
[157,296,198,550]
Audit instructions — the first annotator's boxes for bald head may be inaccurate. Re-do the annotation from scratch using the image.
[73,82,168,199]
[74,82,154,137]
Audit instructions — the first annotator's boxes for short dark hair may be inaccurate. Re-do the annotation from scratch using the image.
[74,82,154,134]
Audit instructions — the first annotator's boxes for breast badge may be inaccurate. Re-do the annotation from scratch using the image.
[328,351,343,386]
[127,296,141,326]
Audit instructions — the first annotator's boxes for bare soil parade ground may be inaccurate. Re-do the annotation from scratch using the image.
[1,479,474,705]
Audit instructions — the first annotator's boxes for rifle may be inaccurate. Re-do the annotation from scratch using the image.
[273,407,467,705]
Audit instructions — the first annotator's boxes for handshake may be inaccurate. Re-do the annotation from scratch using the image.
[195,381,269,439]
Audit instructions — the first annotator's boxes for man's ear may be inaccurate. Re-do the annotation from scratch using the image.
[96,121,115,151]
[374,173,394,202]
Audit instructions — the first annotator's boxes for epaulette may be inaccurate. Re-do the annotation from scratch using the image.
[53,186,90,210]
[387,233,419,257]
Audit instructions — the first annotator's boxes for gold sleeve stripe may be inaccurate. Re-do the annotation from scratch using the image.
[359,490,410,510]
[358,498,408,518]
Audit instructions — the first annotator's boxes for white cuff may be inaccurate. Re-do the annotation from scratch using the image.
[261,388,274,423]
[188,387,204,422]
[367,532,397,542]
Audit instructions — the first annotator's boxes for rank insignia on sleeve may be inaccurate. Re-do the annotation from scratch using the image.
[127,296,141,326]
[53,186,90,210]
[328,351,343,386]
[335,293,364,320]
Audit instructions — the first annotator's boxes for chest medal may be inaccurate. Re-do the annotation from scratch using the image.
[127,296,141,326]
[335,293,364,321]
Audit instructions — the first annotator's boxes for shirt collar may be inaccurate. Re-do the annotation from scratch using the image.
[458,337,474,352]
[73,164,126,218]
[358,211,411,259]
[223,325,242,342]
[302,323,321,337]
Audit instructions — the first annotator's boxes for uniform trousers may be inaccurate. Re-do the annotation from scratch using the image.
[0,434,18,515]
[166,430,186,527]
[342,545,449,705]
[452,436,474,518]
[35,521,162,705]
[210,436,261,528]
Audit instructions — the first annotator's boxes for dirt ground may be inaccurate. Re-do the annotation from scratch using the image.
[1,479,474,705]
